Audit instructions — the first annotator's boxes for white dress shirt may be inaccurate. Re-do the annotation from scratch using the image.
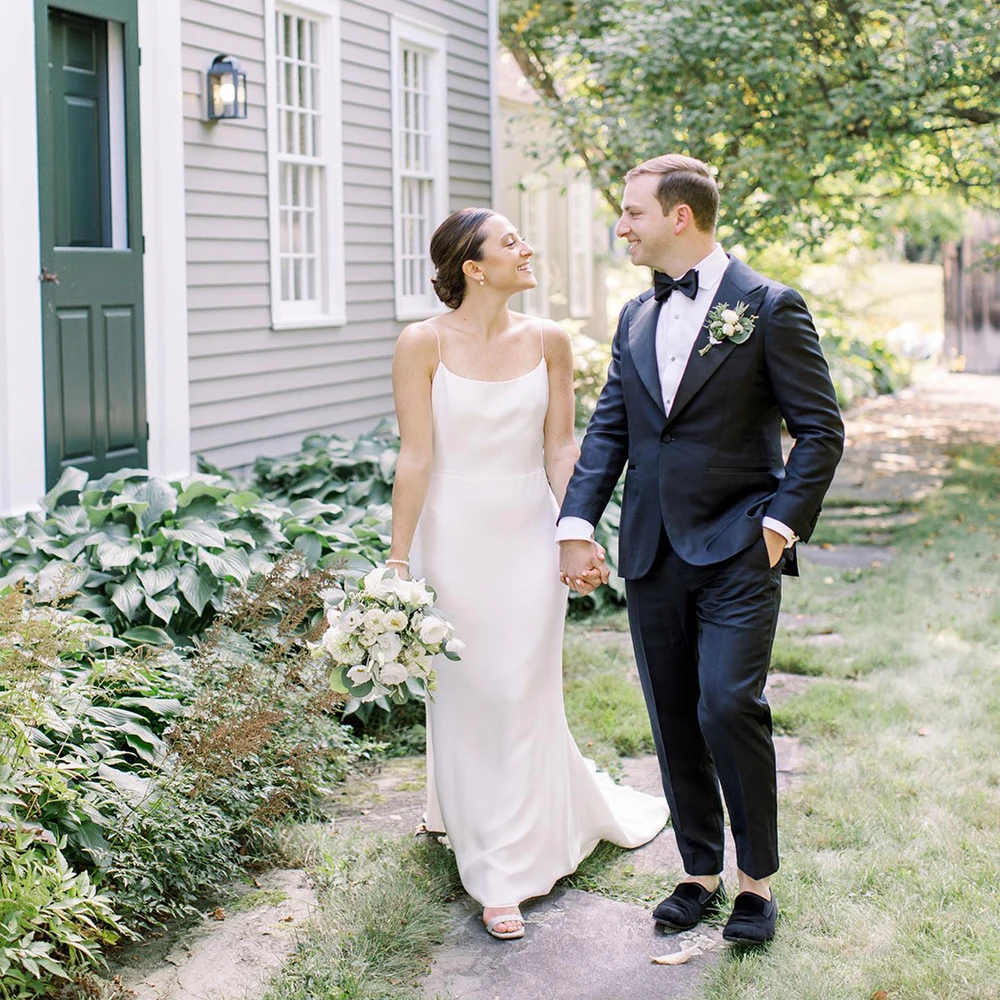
[557,245,796,548]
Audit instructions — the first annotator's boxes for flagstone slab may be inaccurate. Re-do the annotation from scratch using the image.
[421,887,718,1000]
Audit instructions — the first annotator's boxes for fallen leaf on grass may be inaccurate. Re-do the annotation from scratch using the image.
[917,727,930,737]
[210,907,225,921]
[947,552,956,562]
[823,577,835,585]
[820,542,835,550]
[651,945,701,965]
[870,560,882,569]
[871,991,889,1000]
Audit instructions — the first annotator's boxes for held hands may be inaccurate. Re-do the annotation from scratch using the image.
[559,540,610,596]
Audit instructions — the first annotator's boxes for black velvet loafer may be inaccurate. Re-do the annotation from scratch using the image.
[652,881,727,930]
[722,890,778,943]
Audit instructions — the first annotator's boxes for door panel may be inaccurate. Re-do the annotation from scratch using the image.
[36,0,145,489]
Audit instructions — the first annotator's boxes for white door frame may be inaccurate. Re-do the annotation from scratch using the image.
[0,0,190,516]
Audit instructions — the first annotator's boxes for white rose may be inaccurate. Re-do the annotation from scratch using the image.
[378,662,409,686]
[394,578,434,607]
[371,631,402,664]
[722,323,735,337]
[418,615,450,646]
[721,309,740,325]
[445,637,466,654]
[361,567,396,600]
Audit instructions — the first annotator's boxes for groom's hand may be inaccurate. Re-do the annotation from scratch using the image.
[559,540,609,594]
[763,526,786,568]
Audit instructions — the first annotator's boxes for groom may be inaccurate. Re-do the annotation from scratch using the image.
[558,154,844,943]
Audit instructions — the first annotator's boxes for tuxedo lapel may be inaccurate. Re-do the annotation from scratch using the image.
[627,293,665,414]
[665,258,765,426]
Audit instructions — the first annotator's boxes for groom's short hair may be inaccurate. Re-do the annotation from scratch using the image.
[625,155,719,232]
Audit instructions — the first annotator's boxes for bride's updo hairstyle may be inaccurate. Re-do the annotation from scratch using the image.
[430,207,495,309]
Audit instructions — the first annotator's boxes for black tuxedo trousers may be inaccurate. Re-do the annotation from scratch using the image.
[627,528,784,878]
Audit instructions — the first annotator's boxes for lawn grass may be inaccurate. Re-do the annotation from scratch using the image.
[562,627,656,771]
[705,443,1000,1000]
[260,833,461,1000]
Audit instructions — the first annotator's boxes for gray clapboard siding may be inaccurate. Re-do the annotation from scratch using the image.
[182,0,492,470]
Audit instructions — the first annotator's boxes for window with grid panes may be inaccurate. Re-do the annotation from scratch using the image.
[267,1,345,327]
[391,19,447,319]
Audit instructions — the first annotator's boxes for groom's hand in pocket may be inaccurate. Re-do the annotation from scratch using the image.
[763,526,786,568]
[559,540,609,594]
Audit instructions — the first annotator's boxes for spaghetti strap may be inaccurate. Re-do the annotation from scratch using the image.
[539,324,545,363]
[423,320,442,364]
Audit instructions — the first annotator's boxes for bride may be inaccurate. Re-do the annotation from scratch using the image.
[387,207,668,939]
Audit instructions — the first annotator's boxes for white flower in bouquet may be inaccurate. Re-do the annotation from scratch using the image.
[378,662,409,686]
[322,627,356,665]
[361,567,398,601]
[341,607,363,629]
[371,630,403,665]
[394,577,434,608]
[383,608,409,632]
[445,636,466,654]
[347,663,373,685]
[417,614,450,646]
[362,607,388,633]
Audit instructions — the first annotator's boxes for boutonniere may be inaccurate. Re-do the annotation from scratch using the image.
[699,301,757,357]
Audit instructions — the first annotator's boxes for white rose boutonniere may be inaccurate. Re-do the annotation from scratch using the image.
[699,301,757,357]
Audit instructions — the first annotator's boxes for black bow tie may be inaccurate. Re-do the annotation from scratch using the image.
[653,268,699,302]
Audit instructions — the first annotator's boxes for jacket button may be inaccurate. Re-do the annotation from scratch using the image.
[660,431,674,443]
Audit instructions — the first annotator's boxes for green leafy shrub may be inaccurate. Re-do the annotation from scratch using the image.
[1,571,375,992]
[252,418,399,507]
[0,823,122,997]
[0,467,387,638]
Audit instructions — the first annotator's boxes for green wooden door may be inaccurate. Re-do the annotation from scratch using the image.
[36,0,146,489]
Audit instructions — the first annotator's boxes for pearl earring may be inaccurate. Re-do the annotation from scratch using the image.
[478,275,485,286]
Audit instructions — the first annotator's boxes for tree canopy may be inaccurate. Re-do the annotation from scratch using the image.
[500,0,1000,252]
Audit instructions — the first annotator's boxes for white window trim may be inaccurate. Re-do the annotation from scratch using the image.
[519,174,549,318]
[264,0,347,330]
[390,16,449,322]
[568,178,594,319]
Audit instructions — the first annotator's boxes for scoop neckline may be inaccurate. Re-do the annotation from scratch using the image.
[435,358,545,384]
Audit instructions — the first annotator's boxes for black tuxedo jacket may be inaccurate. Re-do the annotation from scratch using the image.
[560,255,845,580]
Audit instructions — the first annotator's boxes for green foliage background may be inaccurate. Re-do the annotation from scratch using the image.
[500,0,1000,254]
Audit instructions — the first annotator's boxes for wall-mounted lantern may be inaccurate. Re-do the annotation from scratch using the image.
[207,54,247,121]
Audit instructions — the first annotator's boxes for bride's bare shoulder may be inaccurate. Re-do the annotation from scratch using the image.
[395,320,441,360]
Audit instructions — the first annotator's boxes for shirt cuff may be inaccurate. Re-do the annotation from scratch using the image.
[555,516,596,542]
[762,516,798,548]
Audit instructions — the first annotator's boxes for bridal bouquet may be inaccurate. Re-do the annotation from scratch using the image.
[314,566,463,715]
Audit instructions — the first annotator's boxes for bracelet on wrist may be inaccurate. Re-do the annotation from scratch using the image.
[386,557,409,567]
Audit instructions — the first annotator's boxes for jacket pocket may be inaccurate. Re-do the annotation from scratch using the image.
[707,466,772,474]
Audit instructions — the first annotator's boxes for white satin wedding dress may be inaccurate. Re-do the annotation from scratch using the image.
[410,328,669,908]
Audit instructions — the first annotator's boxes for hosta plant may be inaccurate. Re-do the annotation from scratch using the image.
[0,467,385,638]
